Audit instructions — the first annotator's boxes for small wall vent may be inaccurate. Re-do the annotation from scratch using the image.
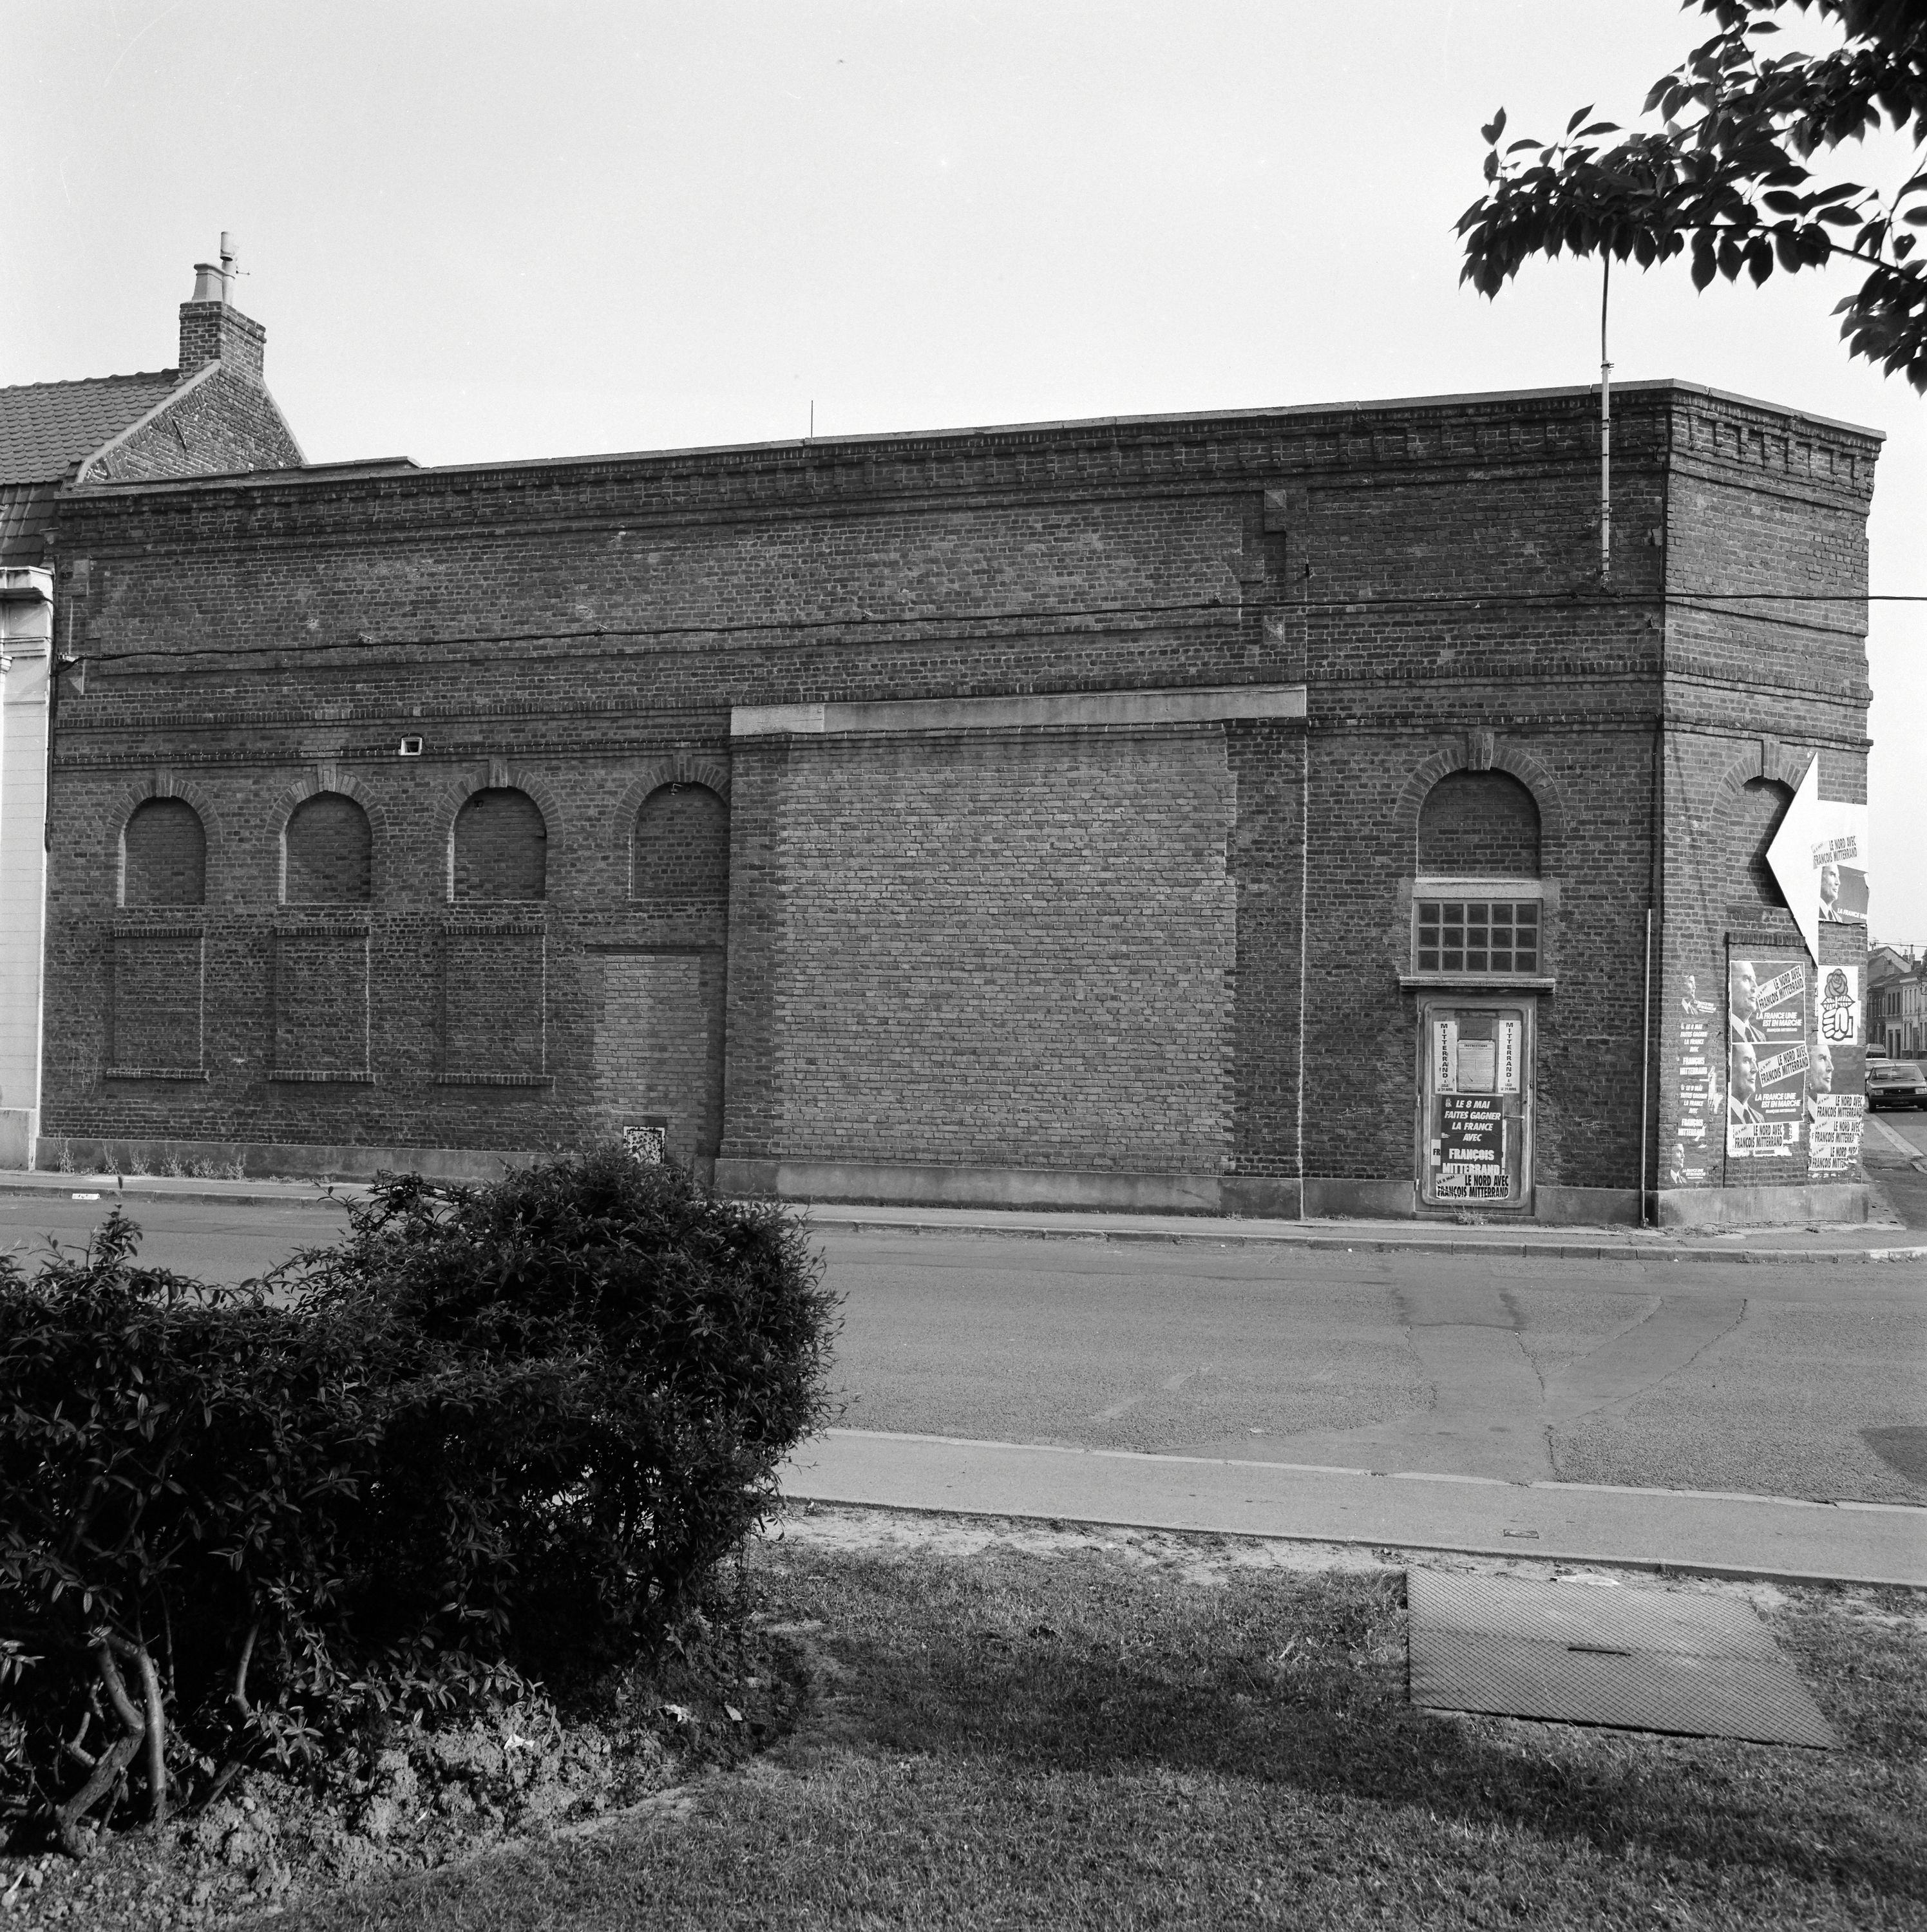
[398,736,424,757]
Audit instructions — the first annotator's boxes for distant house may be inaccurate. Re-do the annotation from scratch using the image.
[1868,947,1926,1059]
[0,243,301,1161]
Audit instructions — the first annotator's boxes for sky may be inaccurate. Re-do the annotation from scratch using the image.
[5,0,1922,943]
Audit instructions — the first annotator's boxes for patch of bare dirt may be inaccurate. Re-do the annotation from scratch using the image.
[1,1629,808,1929]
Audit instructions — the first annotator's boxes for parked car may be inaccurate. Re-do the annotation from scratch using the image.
[1867,1061,1927,1110]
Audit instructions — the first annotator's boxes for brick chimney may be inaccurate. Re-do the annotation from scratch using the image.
[178,234,266,383]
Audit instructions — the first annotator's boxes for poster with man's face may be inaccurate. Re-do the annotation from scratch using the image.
[1765,757,1870,961]
[1728,956,1806,1159]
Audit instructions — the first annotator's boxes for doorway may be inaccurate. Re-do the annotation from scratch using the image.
[1418,999,1534,1211]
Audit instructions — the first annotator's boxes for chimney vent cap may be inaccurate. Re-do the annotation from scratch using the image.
[189,261,226,304]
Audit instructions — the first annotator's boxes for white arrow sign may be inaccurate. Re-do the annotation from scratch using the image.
[1766,755,1869,963]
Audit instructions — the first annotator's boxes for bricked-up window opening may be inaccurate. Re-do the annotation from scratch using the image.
[284,793,372,903]
[121,798,205,907]
[452,788,546,902]
[1727,778,1794,911]
[1418,772,1541,878]
[1416,901,1539,974]
[632,784,728,898]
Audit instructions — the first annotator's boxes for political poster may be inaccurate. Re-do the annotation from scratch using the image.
[1809,1092,1864,1180]
[1432,1094,1510,1201]
[1766,757,1870,962]
[1671,971,1720,1185]
[1810,970,1863,1180]
[1816,838,1869,926]
[1427,1010,1524,1203]
[1816,965,1861,1048]
[1728,956,1806,1160]
[1429,1015,1522,1096]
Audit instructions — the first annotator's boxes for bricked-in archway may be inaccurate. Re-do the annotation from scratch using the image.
[284,793,373,904]
[632,784,729,898]
[270,766,392,905]
[104,772,222,910]
[1720,777,1794,914]
[453,789,547,902]
[1396,736,1564,876]
[1418,770,1541,878]
[120,798,206,907]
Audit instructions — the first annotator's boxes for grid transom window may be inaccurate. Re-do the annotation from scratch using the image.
[1416,900,1539,974]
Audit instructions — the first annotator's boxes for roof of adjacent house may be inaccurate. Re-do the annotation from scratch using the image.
[0,484,59,564]
[0,370,183,487]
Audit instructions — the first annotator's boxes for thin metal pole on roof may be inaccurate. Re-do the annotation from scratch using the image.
[1600,255,1613,583]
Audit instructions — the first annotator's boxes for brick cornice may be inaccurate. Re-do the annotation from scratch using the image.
[52,382,1875,560]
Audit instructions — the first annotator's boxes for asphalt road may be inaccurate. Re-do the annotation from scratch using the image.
[1867,1108,1927,1228]
[5,1192,1922,1510]
[817,1233,1927,1508]
[0,1191,350,1285]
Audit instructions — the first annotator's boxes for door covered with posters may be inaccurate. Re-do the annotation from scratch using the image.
[1417,1000,1533,1211]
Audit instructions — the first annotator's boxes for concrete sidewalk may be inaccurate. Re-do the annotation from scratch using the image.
[5,1168,1926,1263]
[0,1170,364,1209]
[779,1428,1927,1589]
[797,1200,1927,1265]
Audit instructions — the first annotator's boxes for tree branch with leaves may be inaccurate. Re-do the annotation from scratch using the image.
[1459,1,1927,390]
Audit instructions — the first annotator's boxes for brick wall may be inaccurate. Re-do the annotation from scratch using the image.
[1719,778,1793,918]
[594,951,725,1160]
[110,929,202,1075]
[768,727,1236,1172]
[1650,396,1874,1206]
[274,927,368,1075]
[442,922,545,1079]
[1224,720,1304,1188]
[90,366,299,485]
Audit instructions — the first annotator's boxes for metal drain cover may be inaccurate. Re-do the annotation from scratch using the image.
[1407,1570,1837,1748]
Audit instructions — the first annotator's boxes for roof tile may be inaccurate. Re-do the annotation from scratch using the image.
[0,484,57,565]
[0,372,184,486]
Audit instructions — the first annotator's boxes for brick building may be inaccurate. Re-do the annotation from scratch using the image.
[29,324,1881,1226]
[0,245,301,1164]
[1869,946,1926,1059]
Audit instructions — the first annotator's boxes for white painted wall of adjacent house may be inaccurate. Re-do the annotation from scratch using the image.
[0,569,52,1166]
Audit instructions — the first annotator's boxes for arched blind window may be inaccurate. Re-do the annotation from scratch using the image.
[1418,771,1541,878]
[122,798,205,906]
[453,788,547,902]
[1723,778,1792,911]
[632,783,728,898]
[285,792,372,903]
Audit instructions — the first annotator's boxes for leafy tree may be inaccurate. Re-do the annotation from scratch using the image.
[1458,2,1927,390]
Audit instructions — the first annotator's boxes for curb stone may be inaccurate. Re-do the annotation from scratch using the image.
[804,1213,1927,1267]
[4,1174,1922,1265]
[780,1493,1927,1594]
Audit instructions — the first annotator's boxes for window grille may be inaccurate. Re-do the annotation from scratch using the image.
[1415,900,1539,974]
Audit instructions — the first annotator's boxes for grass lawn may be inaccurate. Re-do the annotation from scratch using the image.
[274,1510,1925,1931]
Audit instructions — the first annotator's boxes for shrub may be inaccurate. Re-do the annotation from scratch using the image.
[0,1148,834,1853]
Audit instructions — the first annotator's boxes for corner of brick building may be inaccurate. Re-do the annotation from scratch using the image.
[1651,387,1879,1226]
